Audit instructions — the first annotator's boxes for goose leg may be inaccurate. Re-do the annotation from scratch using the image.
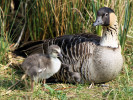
[24,79,28,89]
[42,79,46,85]
[98,84,109,87]
[21,74,29,89]
[31,80,34,92]
[42,79,47,91]
[88,82,94,89]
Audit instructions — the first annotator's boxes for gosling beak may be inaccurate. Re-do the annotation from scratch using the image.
[93,16,103,26]
[58,53,63,59]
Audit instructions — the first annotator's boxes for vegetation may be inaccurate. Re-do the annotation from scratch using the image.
[0,0,133,99]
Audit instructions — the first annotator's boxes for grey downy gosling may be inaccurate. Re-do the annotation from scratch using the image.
[21,45,62,91]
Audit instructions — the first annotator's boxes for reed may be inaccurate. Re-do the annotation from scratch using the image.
[0,0,10,64]
[119,0,132,52]
[6,0,132,51]
[0,0,131,41]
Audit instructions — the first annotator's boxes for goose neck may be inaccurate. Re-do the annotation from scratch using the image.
[100,23,119,48]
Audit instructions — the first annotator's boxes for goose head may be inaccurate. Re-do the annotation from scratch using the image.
[48,45,62,58]
[93,7,117,27]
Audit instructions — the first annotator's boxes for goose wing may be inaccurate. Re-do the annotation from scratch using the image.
[14,33,100,61]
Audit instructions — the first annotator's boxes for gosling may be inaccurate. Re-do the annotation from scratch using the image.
[21,45,62,91]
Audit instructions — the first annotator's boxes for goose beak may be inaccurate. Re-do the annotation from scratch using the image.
[93,16,103,26]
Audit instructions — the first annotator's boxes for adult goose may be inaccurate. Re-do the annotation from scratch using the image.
[14,7,123,84]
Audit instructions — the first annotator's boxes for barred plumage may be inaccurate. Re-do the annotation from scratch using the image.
[14,7,123,84]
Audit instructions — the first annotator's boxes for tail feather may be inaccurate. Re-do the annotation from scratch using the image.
[13,40,47,57]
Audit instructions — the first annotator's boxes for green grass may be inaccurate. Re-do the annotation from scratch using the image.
[0,0,133,99]
[0,63,133,99]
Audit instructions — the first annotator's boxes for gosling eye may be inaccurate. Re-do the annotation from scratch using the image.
[53,50,58,54]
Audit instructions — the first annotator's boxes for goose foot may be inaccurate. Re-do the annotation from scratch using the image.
[98,84,109,87]
[88,82,94,89]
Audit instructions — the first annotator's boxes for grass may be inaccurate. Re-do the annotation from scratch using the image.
[0,0,133,99]
[0,64,133,99]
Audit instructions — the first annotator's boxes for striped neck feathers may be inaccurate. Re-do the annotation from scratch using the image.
[100,13,119,48]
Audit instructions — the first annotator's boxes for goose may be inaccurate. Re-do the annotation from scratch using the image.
[21,45,62,90]
[14,7,123,84]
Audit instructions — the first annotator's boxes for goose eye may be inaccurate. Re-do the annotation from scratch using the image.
[105,13,108,16]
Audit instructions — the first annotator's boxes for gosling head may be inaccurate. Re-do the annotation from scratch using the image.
[48,45,62,58]
[93,7,117,27]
